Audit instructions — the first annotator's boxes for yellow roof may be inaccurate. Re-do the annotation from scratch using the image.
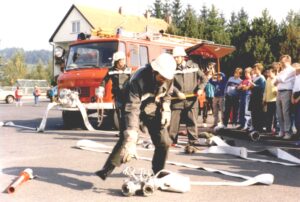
[76,5,169,33]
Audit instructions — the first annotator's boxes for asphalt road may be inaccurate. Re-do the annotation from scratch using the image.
[0,101,300,202]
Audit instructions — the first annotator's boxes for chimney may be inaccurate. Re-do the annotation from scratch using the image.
[165,14,172,24]
[144,10,151,19]
[118,7,123,15]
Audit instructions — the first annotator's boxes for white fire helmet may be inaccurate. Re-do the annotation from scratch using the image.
[172,46,187,57]
[151,53,176,80]
[113,51,126,62]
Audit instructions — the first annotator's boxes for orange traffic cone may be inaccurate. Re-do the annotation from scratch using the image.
[6,168,33,194]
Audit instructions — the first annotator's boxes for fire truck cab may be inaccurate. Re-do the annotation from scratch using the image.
[55,30,235,129]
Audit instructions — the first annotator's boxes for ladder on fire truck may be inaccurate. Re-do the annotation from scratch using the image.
[90,27,213,47]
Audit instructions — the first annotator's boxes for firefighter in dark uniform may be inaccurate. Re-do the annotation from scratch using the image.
[95,53,177,180]
[98,51,131,134]
[169,47,207,145]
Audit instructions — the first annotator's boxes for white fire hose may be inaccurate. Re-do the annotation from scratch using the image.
[1,89,115,133]
[75,138,282,189]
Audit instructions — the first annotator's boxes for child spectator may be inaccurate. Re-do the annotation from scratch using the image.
[209,69,227,128]
[15,86,23,107]
[237,67,252,130]
[223,67,242,127]
[263,66,277,133]
[33,86,41,105]
[249,63,266,132]
[198,90,207,127]
[291,63,300,139]
[274,55,295,139]
[205,70,215,115]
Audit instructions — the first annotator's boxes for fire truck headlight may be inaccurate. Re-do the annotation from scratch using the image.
[55,46,65,58]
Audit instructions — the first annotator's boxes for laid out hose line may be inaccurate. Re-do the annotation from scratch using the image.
[75,139,274,186]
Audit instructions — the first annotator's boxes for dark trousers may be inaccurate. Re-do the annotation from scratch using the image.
[115,104,126,134]
[295,103,300,135]
[251,102,264,132]
[265,101,277,132]
[199,102,207,122]
[206,97,213,112]
[102,110,171,174]
[223,95,239,126]
[169,107,198,144]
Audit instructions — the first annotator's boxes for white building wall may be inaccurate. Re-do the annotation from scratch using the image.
[52,8,93,78]
[52,8,92,43]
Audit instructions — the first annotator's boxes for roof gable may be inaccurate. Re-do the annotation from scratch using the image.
[49,4,169,42]
[76,5,168,33]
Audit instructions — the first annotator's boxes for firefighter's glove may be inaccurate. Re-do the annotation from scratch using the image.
[97,86,105,98]
[161,103,171,128]
[120,130,138,163]
[177,92,186,100]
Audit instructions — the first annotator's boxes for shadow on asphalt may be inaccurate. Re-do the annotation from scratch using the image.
[2,166,94,192]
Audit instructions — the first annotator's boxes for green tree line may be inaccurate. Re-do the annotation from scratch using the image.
[152,0,300,74]
[0,51,53,86]
[0,48,51,64]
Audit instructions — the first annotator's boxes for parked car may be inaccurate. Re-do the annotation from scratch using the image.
[0,88,15,104]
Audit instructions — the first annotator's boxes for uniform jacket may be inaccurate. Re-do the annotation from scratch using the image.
[171,60,207,109]
[124,65,172,131]
[103,65,132,104]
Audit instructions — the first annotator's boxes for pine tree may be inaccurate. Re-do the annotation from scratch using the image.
[153,0,163,19]
[163,0,171,19]
[247,9,279,65]
[197,5,209,40]
[179,4,198,38]
[280,10,300,62]
[227,8,252,67]
[204,5,230,45]
[171,0,183,28]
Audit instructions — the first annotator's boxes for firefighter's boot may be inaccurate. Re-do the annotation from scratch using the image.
[95,163,115,180]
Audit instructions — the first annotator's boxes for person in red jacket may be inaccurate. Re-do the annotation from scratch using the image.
[15,86,23,107]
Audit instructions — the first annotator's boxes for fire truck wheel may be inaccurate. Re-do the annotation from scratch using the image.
[62,111,84,129]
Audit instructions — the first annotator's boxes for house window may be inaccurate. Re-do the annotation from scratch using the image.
[72,21,80,33]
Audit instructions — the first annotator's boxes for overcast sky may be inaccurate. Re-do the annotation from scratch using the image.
[0,0,298,50]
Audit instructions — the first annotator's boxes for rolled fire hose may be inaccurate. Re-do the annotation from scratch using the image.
[75,139,275,186]
[214,126,261,142]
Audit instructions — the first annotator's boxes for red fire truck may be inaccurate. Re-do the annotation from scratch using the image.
[54,30,235,129]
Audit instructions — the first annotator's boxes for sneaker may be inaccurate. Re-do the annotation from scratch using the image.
[275,131,284,138]
[283,133,293,140]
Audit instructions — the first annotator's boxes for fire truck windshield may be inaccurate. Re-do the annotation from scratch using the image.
[66,42,118,70]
